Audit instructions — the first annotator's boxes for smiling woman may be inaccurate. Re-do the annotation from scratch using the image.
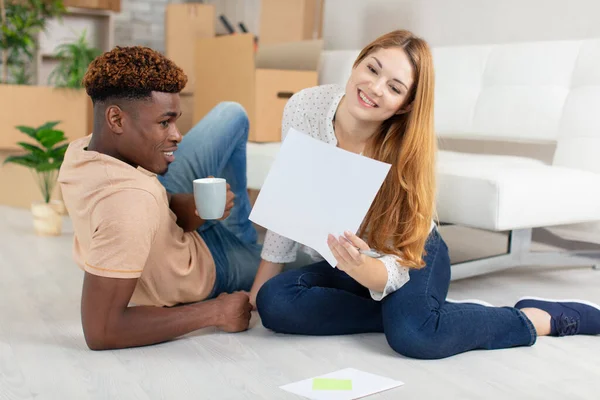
[251,30,436,299]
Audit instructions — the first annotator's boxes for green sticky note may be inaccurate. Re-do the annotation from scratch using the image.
[312,378,353,391]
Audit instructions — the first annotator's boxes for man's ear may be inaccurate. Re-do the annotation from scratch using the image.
[106,105,125,134]
[395,101,413,115]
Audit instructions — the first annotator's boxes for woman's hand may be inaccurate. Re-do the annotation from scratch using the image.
[327,231,370,272]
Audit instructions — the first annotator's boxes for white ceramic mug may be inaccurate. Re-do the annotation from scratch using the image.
[193,177,227,220]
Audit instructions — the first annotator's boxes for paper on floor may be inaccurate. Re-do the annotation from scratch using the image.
[280,368,404,400]
[249,128,391,267]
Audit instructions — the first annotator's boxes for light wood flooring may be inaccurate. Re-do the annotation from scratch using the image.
[1,205,600,400]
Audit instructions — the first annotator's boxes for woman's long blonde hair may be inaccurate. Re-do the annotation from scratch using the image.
[357,30,436,269]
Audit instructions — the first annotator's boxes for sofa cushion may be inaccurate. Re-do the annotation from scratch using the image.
[247,142,281,190]
[437,151,600,231]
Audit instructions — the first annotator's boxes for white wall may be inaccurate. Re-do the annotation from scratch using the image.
[323,0,600,50]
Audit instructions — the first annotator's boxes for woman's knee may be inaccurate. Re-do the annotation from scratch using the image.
[255,275,297,331]
[384,327,452,360]
[383,304,452,360]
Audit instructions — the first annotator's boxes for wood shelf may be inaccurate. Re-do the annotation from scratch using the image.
[63,0,121,13]
[35,7,115,86]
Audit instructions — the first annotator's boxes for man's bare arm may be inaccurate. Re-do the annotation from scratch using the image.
[81,272,251,350]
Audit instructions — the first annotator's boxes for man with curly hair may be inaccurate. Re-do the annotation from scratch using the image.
[58,46,260,350]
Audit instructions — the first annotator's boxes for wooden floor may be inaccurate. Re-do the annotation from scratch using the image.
[1,205,600,400]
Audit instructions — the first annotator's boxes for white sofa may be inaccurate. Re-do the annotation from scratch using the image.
[247,38,600,279]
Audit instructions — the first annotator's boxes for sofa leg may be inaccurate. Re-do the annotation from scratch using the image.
[450,228,600,281]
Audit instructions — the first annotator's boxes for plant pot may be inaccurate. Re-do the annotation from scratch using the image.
[50,199,67,215]
[31,201,63,236]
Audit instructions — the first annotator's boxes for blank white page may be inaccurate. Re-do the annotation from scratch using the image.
[249,128,391,267]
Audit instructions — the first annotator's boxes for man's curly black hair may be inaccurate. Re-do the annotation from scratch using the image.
[83,46,188,103]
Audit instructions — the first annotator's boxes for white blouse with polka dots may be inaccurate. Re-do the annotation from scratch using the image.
[260,84,435,301]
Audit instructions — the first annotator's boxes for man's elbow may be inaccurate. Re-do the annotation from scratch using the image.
[83,325,122,351]
[84,331,115,351]
[86,340,108,351]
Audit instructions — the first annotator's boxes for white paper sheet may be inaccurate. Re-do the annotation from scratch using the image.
[249,128,391,267]
[279,368,404,400]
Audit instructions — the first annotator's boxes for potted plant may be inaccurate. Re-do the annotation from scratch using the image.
[3,121,68,236]
[48,29,101,88]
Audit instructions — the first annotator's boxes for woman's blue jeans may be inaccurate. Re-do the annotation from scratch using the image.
[256,228,537,359]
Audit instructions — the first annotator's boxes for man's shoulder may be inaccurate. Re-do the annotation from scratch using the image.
[93,187,161,224]
[98,186,160,205]
[59,140,166,226]
[83,188,162,249]
[60,139,163,198]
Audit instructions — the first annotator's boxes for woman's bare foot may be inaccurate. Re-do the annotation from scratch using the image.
[520,307,551,336]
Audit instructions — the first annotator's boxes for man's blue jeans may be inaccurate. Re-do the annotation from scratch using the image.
[158,102,261,297]
[256,228,538,359]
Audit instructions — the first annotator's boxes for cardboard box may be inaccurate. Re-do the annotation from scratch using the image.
[194,34,322,142]
[63,0,121,12]
[177,93,196,136]
[259,0,324,45]
[165,4,215,94]
[0,85,91,151]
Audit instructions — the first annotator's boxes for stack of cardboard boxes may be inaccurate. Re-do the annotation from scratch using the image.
[165,0,324,143]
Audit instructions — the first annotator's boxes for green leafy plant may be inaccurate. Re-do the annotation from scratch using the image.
[0,0,66,84]
[3,121,68,203]
[48,29,101,88]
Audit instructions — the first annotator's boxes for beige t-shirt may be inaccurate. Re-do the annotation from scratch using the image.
[58,135,216,307]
